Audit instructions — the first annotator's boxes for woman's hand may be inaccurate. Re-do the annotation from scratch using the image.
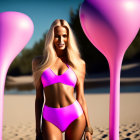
[84,132,93,140]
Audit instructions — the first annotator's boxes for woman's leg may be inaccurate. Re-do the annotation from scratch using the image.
[42,117,63,140]
[65,113,86,140]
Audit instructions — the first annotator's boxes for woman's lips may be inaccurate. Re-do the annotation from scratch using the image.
[58,44,64,47]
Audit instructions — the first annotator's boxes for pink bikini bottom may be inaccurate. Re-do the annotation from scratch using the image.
[42,100,83,132]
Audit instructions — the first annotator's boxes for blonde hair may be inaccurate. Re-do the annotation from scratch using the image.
[33,19,84,86]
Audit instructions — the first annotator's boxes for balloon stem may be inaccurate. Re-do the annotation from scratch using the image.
[109,58,122,140]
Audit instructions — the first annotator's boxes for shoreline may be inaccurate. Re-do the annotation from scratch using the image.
[5,62,140,88]
[5,75,140,90]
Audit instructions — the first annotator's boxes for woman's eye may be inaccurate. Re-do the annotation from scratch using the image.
[63,35,67,38]
[55,35,59,38]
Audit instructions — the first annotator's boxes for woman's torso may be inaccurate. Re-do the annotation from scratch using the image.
[41,58,77,108]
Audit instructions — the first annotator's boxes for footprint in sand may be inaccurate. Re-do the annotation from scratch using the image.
[101,134,108,138]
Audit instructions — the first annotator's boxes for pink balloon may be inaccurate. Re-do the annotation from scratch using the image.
[0,11,34,139]
[79,0,140,139]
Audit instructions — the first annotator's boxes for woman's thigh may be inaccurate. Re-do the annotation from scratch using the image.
[42,117,62,140]
[65,113,86,140]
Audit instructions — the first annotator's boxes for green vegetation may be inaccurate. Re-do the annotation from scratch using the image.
[7,7,140,76]
[7,34,46,75]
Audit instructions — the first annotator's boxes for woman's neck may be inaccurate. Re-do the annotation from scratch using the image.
[56,49,67,63]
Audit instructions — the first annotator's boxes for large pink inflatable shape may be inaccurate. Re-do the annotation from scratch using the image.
[0,11,34,139]
[79,0,140,139]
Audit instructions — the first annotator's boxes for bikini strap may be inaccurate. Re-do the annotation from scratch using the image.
[66,64,69,68]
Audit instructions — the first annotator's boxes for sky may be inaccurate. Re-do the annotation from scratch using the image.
[0,0,83,49]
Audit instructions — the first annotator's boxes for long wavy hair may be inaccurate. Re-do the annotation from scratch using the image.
[33,19,85,86]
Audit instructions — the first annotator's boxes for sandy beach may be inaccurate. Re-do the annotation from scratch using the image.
[2,93,140,140]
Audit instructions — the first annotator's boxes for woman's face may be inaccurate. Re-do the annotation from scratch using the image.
[54,26,68,51]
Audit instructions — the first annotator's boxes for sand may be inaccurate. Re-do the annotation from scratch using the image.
[2,93,140,140]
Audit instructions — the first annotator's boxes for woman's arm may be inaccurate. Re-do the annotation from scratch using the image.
[76,60,91,127]
[75,60,93,139]
[32,57,44,135]
[35,81,44,134]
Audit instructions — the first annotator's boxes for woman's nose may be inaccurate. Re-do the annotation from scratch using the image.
[59,36,63,42]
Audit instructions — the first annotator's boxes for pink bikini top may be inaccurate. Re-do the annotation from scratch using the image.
[41,64,77,88]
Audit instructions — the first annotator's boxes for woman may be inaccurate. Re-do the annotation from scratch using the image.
[32,19,93,140]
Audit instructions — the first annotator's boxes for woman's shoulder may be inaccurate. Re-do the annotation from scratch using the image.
[80,59,86,65]
[75,59,86,85]
[78,59,86,76]
[78,59,86,69]
[32,56,44,71]
[74,59,86,77]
